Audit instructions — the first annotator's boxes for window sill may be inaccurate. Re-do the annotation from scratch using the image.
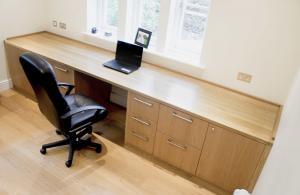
[82,32,206,74]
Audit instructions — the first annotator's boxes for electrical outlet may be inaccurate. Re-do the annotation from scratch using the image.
[59,22,67,30]
[52,20,57,27]
[237,72,252,83]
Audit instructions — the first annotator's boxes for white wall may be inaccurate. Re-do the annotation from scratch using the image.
[44,0,86,41]
[253,66,300,195]
[201,0,300,104]
[44,0,300,104]
[0,0,46,86]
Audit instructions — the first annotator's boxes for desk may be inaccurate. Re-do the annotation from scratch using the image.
[4,32,282,193]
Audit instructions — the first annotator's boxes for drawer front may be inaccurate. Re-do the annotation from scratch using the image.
[127,115,156,137]
[48,59,74,84]
[48,59,74,95]
[125,130,155,154]
[153,131,201,174]
[127,92,159,124]
[157,105,209,149]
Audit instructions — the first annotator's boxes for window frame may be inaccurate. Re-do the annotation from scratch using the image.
[90,0,211,65]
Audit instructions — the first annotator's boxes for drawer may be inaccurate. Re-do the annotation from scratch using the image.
[125,129,155,154]
[196,125,265,192]
[153,131,201,174]
[48,59,74,95]
[125,92,159,154]
[127,115,157,137]
[127,92,159,124]
[157,105,208,149]
[48,59,74,84]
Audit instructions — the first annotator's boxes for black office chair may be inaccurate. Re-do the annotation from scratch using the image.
[19,52,108,167]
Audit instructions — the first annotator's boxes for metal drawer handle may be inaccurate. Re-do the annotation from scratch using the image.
[172,112,193,123]
[130,130,149,142]
[131,116,150,126]
[167,138,187,150]
[133,97,153,107]
[55,66,69,73]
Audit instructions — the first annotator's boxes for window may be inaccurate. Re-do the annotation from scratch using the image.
[131,0,160,47]
[88,0,211,65]
[97,0,119,38]
[168,0,210,57]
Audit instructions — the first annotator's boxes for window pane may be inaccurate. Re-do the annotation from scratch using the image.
[187,0,210,7]
[139,0,160,36]
[168,0,210,54]
[105,0,118,27]
[181,13,206,40]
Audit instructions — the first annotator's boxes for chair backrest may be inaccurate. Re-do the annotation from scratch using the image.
[19,52,70,129]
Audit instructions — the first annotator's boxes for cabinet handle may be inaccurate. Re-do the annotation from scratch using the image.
[133,97,153,107]
[130,130,149,142]
[54,66,69,73]
[131,116,150,126]
[167,138,187,150]
[172,112,193,123]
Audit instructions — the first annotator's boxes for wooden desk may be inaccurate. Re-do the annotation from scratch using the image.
[4,32,282,193]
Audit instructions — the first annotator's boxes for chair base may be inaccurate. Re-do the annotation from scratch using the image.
[40,131,102,168]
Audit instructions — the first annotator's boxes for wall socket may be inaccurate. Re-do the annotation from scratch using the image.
[52,20,57,27]
[237,72,252,83]
[59,22,67,30]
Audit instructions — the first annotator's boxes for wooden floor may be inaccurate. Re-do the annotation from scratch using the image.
[0,90,216,195]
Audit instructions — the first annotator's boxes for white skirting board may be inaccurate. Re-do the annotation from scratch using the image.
[0,79,12,92]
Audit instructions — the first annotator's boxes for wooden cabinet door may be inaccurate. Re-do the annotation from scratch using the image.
[196,125,265,192]
[47,59,74,95]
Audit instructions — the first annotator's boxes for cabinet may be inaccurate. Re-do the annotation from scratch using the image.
[125,92,268,192]
[5,34,279,194]
[196,125,265,192]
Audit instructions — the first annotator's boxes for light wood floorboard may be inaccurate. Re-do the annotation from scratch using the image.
[0,90,216,195]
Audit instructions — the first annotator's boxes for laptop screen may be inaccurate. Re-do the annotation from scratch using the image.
[115,41,143,67]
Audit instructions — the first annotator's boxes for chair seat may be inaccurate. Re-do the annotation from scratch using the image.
[64,94,108,130]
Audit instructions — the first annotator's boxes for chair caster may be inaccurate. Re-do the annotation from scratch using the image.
[65,160,72,168]
[40,148,46,155]
[95,145,102,153]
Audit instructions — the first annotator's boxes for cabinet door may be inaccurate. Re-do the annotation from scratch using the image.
[196,125,265,192]
[5,44,35,98]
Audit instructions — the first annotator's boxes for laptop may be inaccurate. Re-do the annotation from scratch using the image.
[103,41,143,74]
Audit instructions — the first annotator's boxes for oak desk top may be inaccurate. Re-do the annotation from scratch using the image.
[5,32,281,144]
